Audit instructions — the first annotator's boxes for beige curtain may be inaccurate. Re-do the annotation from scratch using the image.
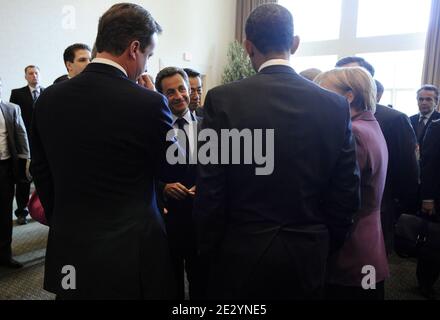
[235,0,278,43]
[422,0,440,88]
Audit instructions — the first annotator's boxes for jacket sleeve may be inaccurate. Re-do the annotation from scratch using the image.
[389,113,419,212]
[322,105,360,253]
[12,104,30,159]
[30,95,54,223]
[420,122,440,202]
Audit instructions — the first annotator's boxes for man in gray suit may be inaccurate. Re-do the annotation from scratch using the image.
[0,77,30,269]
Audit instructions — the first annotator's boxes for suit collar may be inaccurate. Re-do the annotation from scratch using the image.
[259,64,297,76]
[82,62,129,79]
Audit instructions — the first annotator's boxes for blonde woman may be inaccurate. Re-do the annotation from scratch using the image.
[315,67,389,300]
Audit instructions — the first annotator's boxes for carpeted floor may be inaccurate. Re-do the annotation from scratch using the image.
[0,220,438,300]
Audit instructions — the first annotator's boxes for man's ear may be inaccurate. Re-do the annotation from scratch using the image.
[66,61,73,73]
[290,35,300,55]
[244,40,254,58]
[129,40,141,59]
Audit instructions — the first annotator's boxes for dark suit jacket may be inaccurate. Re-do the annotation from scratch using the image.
[10,86,45,136]
[193,65,360,299]
[31,63,177,299]
[410,111,440,145]
[0,101,30,181]
[375,104,419,253]
[420,119,440,204]
[53,74,69,84]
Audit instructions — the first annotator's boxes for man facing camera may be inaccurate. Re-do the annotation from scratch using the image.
[193,4,360,299]
[410,85,440,146]
[10,65,44,225]
[31,3,177,300]
[155,67,203,300]
[184,68,204,117]
[53,43,92,84]
[0,77,30,269]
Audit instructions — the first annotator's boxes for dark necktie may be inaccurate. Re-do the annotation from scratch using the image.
[32,90,38,102]
[417,116,427,141]
[176,118,190,163]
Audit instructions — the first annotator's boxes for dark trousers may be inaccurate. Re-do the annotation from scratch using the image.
[417,257,440,289]
[0,159,15,260]
[325,281,385,300]
[14,181,30,217]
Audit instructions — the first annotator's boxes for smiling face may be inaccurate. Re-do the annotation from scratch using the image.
[161,73,190,117]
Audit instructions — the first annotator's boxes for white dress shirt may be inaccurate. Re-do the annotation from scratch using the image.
[172,109,198,160]
[92,58,128,77]
[28,85,41,100]
[0,101,11,160]
[258,59,293,72]
[419,109,435,125]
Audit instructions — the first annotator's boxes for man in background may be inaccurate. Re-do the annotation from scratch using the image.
[155,67,203,299]
[10,65,44,225]
[184,68,204,117]
[53,43,92,84]
[0,76,30,268]
[410,85,440,146]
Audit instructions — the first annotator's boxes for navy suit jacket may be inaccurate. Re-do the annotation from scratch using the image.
[193,65,360,299]
[410,111,440,145]
[31,62,178,299]
[10,86,45,136]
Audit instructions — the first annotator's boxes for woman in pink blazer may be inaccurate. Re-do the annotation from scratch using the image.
[315,67,389,300]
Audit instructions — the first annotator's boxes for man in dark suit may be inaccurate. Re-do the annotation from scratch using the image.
[418,95,440,300]
[183,68,204,118]
[410,85,440,146]
[31,3,177,299]
[0,77,30,269]
[10,65,44,225]
[155,67,203,300]
[336,57,420,255]
[193,4,360,300]
[53,43,92,84]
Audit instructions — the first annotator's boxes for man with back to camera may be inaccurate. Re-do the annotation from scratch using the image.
[193,4,360,299]
[0,76,30,269]
[31,3,178,299]
[53,43,92,84]
[155,66,204,300]
[410,85,440,146]
[10,65,44,225]
[336,56,419,256]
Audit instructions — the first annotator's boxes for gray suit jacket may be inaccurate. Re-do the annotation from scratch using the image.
[0,101,30,180]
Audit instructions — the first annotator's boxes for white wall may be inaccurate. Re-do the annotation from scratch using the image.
[0,0,236,100]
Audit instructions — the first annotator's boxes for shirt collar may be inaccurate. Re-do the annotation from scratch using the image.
[172,109,193,125]
[420,109,435,121]
[92,58,128,77]
[28,85,40,93]
[258,59,293,72]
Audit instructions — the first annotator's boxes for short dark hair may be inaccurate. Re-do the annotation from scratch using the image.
[417,84,439,102]
[155,67,189,94]
[375,80,384,95]
[24,65,39,74]
[183,68,201,78]
[95,3,162,56]
[336,56,375,77]
[64,43,91,64]
[245,4,294,55]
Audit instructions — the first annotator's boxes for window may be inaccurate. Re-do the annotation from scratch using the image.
[278,0,431,116]
[292,55,338,73]
[357,0,432,37]
[280,0,342,42]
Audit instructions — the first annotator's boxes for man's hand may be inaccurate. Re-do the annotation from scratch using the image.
[188,186,196,198]
[137,73,155,91]
[422,200,435,216]
[164,183,191,201]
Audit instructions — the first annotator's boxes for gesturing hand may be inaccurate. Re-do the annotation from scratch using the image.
[164,183,191,201]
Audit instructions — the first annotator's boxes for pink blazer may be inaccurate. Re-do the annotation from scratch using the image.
[327,111,389,286]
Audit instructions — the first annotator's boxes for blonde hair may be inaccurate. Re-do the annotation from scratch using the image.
[314,67,377,113]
